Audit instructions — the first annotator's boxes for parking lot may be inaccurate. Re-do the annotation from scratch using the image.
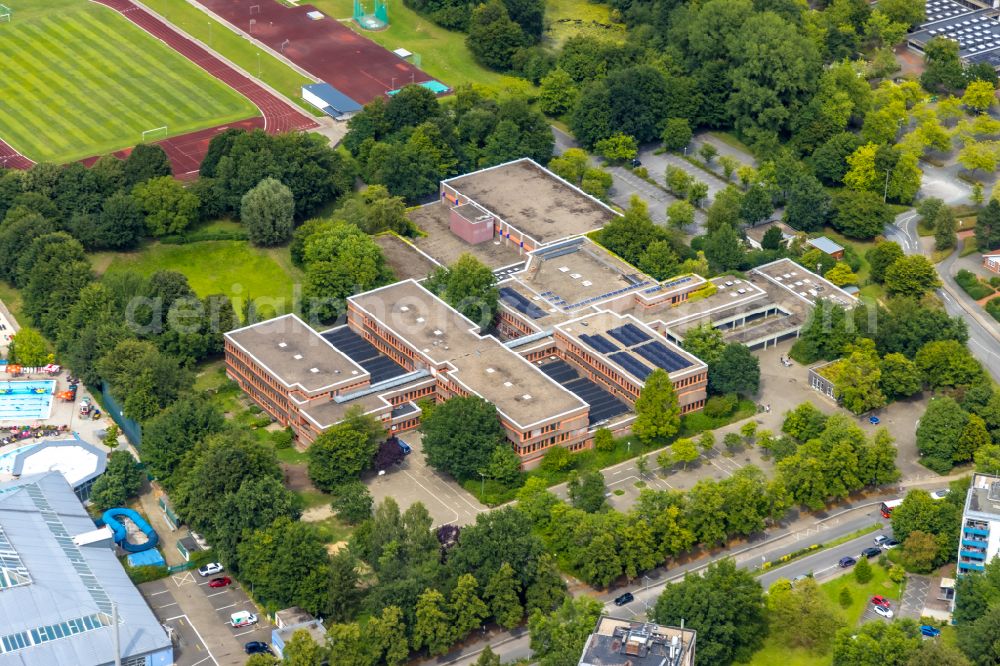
[141,569,274,665]
[368,431,487,527]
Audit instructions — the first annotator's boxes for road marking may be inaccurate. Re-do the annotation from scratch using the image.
[233,628,258,637]
[172,571,195,586]
[148,589,171,596]
[402,469,460,525]
[215,603,237,611]
[190,658,213,666]
[164,614,219,666]
[155,602,178,609]
[206,590,229,598]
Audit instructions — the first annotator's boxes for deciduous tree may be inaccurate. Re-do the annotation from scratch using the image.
[633,369,681,443]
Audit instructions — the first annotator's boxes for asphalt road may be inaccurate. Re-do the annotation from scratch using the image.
[885,211,1000,382]
[756,527,891,589]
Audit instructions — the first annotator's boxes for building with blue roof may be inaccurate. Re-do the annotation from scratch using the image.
[301,83,363,119]
[0,472,172,666]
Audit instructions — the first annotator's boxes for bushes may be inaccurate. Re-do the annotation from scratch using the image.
[956,269,995,300]
[160,229,249,244]
[124,563,169,584]
[986,296,1000,322]
[704,393,738,418]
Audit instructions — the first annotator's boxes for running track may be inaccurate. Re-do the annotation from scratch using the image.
[1,0,317,176]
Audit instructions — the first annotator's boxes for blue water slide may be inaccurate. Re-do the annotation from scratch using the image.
[102,508,159,553]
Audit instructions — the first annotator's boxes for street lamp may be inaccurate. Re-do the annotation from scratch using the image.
[643,575,652,592]
[208,21,212,46]
[257,52,261,79]
[479,471,486,496]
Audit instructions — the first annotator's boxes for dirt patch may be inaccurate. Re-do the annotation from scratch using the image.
[326,541,348,556]
[301,504,334,522]
[375,233,438,281]
[281,462,314,493]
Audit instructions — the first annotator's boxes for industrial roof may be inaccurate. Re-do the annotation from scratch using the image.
[806,236,845,255]
[0,473,171,665]
[302,83,362,117]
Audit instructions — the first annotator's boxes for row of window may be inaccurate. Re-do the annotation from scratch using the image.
[675,373,705,389]
[359,318,417,370]
[227,345,287,395]
[1,613,109,654]
[227,360,288,415]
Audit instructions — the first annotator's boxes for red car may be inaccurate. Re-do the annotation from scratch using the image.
[871,595,891,609]
[208,577,232,588]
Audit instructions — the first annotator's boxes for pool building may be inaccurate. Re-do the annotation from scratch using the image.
[0,472,172,665]
[4,438,107,503]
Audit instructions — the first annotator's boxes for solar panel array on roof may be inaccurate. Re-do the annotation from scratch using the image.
[322,327,408,383]
[499,287,548,319]
[609,351,653,381]
[607,323,652,347]
[580,334,619,354]
[537,360,630,425]
[634,341,693,373]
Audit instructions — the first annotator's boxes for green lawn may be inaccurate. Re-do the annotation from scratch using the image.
[138,0,319,115]
[94,238,301,314]
[0,0,257,162]
[544,0,624,47]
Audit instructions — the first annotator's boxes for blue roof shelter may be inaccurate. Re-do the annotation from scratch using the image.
[301,83,363,119]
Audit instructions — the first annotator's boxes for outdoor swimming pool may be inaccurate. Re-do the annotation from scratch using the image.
[0,443,38,476]
[0,381,56,421]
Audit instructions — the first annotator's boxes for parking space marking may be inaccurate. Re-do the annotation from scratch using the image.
[215,603,237,611]
[148,589,171,596]
[403,469,460,525]
[172,571,195,586]
[206,590,228,598]
[708,458,735,477]
[233,628,257,637]
[164,614,219,666]
[155,602,178,610]
[190,657,213,666]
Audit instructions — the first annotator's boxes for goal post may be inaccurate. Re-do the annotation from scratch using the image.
[0,5,12,23]
[141,126,168,143]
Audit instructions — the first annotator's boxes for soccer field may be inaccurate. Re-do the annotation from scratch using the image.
[0,0,258,163]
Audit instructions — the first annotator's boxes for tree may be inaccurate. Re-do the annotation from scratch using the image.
[956,413,991,464]
[704,224,745,272]
[866,241,904,283]
[633,369,681,443]
[687,181,709,208]
[332,481,374,524]
[484,562,524,629]
[740,184,774,226]
[525,553,568,614]
[467,0,525,70]
[958,139,998,175]
[672,438,700,469]
[709,343,760,397]
[141,398,225,487]
[908,640,972,666]
[282,628,327,665]
[959,603,1000,664]
[538,68,578,116]
[661,118,693,152]
[370,606,409,666]
[422,396,508,482]
[89,451,145,511]
[824,263,858,287]
[839,586,852,608]
[922,36,967,91]
[916,397,968,472]
[879,353,922,399]
[413,588,453,655]
[853,555,873,583]
[767,577,844,651]
[683,323,727,364]
[124,143,172,187]
[7,326,48,367]
[568,471,607,513]
[665,165,692,197]
[307,410,381,490]
[831,621,920,666]
[812,132,863,185]
[652,559,766,666]
[474,647,501,666]
[451,574,489,639]
[902,530,939,572]
[828,340,886,415]
[699,143,718,164]
[976,199,1000,251]
[528,596,603,666]
[916,339,982,388]
[132,176,199,236]
[241,177,294,246]
[96,191,146,250]
[96,339,191,421]
[667,200,695,230]
[884,255,941,296]
[595,133,638,162]
[237,516,330,614]
[706,186,743,234]
[934,205,957,251]
[963,79,996,114]
[832,190,893,239]
[425,254,498,328]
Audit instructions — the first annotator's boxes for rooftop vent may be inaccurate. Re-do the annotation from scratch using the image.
[571,273,582,279]
[433,330,443,336]
[486,368,495,373]
[309,368,319,373]
[558,266,570,272]
[293,354,303,360]
[351,370,359,375]
[504,381,513,387]
[278,342,288,348]
[522,394,532,400]
[400,306,410,312]
[416,316,425,323]
[582,280,593,287]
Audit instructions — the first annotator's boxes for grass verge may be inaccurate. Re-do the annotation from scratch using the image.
[758,523,883,576]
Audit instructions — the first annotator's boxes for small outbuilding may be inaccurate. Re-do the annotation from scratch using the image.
[745,221,797,250]
[301,83,363,120]
[983,249,1000,273]
[806,236,845,260]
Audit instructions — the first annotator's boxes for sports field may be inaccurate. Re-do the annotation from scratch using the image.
[0,0,257,163]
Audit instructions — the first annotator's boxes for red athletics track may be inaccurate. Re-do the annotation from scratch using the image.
[194,0,434,104]
[0,0,318,177]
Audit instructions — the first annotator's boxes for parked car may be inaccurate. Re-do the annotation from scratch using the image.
[230,611,258,628]
[839,557,857,568]
[931,489,950,500]
[630,158,642,168]
[862,547,882,559]
[869,416,880,425]
[871,595,891,609]
[613,592,635,606]
[873,604,894,619]
[874,535,889,547]
[198,562,223,577]
[208,576,232,588]
[883,539,900,550]
[397,439,412,455]
[920,625,941,638]
[245,641,272,655]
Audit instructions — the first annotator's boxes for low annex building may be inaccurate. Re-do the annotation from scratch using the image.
[225,158,854,466]
[578,616,696,666]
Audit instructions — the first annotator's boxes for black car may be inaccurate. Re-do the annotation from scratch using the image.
[245,641,272,655]
[861,547,881,559]
[630,158,642,168]
[839,556,857,568]
[614,592,635,606]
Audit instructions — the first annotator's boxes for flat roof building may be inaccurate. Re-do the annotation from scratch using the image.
[579,616,696,666]
[8,437,107,503]
[957,473,1000,574]
[907,0,1000,69]
[0,472,172,666]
